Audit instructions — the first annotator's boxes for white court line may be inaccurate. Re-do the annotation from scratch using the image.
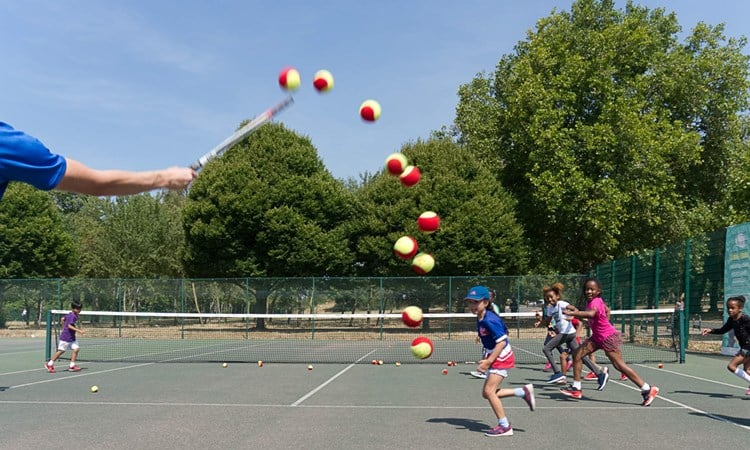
[633,363,748,391]
[608,365,750,432]
[0,368,51,377]
[0,349,44,357]
[0,400,682,410]
[291,350,378,406]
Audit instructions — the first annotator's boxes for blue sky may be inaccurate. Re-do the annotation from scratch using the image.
[2,1,749,181]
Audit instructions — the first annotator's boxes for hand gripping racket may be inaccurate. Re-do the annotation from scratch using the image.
[190,96,294,171]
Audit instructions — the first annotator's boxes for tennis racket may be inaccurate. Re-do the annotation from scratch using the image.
[190,96,294,171]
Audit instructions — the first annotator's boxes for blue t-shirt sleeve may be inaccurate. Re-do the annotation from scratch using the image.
[0,122,67,199]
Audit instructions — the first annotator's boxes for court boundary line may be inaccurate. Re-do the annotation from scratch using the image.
[291,349,378,406]
[633,363,748,391]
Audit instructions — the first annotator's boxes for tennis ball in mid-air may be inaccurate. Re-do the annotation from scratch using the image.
[393,236,418,260]
[399,165,421,187]
[90,385,99,393]
[412,253,435,275]
[417,211,440,234]
[359,99,381,122]
[278,67,301,91]
[402,306,423,328]
[410,336,433,360]
[385,153,408,176]
[222,362,228,368]
[313,69,334,92]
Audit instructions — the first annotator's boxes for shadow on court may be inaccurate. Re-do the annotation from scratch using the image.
[689,412,750,427]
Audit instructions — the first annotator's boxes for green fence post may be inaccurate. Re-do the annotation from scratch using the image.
[311,277,316,339]
[45,309,52,361]
[448,276,452,339]
[653,249,660,344]
[683,239,692,356]
[629,256,636,339]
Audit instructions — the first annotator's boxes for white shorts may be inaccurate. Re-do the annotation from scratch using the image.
[57,340,80,352]
[488,368,509,378]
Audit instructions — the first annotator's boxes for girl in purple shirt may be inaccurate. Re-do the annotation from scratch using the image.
[560,278,660,406]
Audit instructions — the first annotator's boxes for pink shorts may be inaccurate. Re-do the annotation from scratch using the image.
[584,332,623,353]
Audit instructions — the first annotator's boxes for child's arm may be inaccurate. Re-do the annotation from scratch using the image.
[67,323,85,335]
[534,310,550,328]
[702,320,732,336]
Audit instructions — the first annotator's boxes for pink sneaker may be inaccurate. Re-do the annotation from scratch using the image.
[68,365,81,372]
[620,373,628,381]
[44,362,55,373]
[745,386,750,396]
[543,362,552,372]
[584,371,597,380]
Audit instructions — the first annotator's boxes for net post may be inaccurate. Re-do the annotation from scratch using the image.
[683,239,691,350]
[44,309,52,361]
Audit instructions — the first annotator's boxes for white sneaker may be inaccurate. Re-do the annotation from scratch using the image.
[470,370,487,379]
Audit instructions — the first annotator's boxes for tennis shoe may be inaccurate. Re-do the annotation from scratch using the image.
[620,373,628,381]
[470,370,487,379]
[745,386,749,396]
[44,362,55,373]
[584,371,597,380]
[69,365,81,372]
[560,384,582,399]
[597,366,609,391]
[485,424,513,437]
[546,373,566,384]
[641,386,659,406]
[522,383,536,411]
[543,362,553,372]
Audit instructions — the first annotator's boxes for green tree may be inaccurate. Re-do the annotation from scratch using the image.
[72,192,187,278]
[454,0,750,272]
[351,138,528,277]
[0,184,76,278]
[183,123,356,279]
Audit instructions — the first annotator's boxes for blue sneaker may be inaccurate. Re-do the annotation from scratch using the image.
[485,424,513,437]
[597,366,609,391]
[546,372,566,384]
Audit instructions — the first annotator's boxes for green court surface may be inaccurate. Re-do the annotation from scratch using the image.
[1,337,747,449]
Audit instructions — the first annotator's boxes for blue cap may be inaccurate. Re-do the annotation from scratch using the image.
[464,286,490,301]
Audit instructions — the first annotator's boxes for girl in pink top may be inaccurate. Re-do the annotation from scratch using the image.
[559,277,660,406]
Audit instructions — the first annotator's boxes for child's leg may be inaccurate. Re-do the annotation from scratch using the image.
[605,350,645,387]
[70,347,80,365]
[572,340,595,382]
[483,373,505,420]
[728,354,750,383]
[542,333,565,373]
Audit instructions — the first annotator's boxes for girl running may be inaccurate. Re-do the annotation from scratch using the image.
[701,296,750,395]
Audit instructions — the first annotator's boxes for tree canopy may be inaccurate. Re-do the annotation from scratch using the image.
[454,0,750,272]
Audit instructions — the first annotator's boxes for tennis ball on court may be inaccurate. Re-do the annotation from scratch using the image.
[412,253,435,275]
[278,67,301,91]
[258,360,264,367]
[307,364,314,371]
[359,99,381,122]
[417,211,440,234]
[378,360,384,365]
[442,369,448,375]
[395,362,401,366]
[393,236,418,260]
[401,306,423,328]
[410,336,433,360]
[399,165,421,187]
[90,385,99,393]
[658,363,663,368]
[313,69,334,92]
[385,153,408,176]
[222,362,228,368]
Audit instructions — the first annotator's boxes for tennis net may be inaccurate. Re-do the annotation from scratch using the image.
[45,308,681,364]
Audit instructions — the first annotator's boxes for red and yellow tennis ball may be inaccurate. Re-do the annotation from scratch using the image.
[401,306,423,328]
[399,165,421,187]
[412,252,435,275]
[313,69,334,92]
[393,236,418,260]
[385,153,408,176]
[417,211,440,234]
[410,336,434,360]
[359,99,381,122]
[278,67,301,91]
[658,363,663,368]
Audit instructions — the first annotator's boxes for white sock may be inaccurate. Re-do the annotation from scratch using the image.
[69,363,75,368]
[573,381,581,389]
[641,383,651,391]
[47,360,53,366]
[734,367,750,383]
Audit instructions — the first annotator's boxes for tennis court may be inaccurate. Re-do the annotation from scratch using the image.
[1,334,747,449]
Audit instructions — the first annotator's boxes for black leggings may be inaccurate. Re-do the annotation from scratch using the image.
[543,332,599,374]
